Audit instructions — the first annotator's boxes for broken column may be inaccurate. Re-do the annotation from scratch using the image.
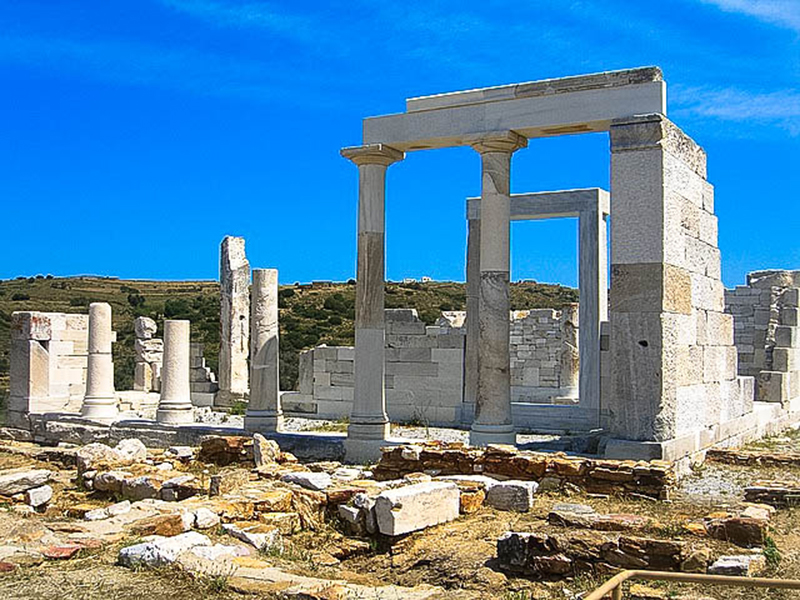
[463,215,480,423]
[559,303,580,396]
[217,236,250,407]
[156,320,194,425]
[245,268,282,432]
[133,316,162,392]
[469,131,527,446]
[80,302,118,423]
[341,143,404,462]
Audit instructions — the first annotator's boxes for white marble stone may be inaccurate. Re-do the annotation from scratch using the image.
[80,303,118,423]
[157,320,194,425]
[374,482,460,536]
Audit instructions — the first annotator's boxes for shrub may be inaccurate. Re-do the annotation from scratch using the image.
[69,297,87,306]
[11,293,30,301]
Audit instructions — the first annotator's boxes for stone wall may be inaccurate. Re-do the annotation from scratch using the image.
[9,311,90,427]
[310,309,465,425]
[190,342,218,407]
[725,270,800,405]
[297,307,581,427]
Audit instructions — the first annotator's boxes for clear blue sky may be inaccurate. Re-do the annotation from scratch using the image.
[1,0,798,288]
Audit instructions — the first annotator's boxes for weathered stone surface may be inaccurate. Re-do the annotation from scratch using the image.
[118,532,211,568]
[259,512,301,535]
[745,482,800,507]
[209,469,252,497]
[134,317,157,340]
[130,513,189,537]
[374,482,460,536]
[459,488,486,514]
[198,436,253,466]
[223,522,283,551]
[193,508,221,530]
[93,471,130,494]
[485,481,538,512]
[121,476,162,501]
[189,543,249,562]
[704,516,766,547]
[253,434,282,467]
[281,472,332,492]
[218,236,250,404]
[161,474,203,502]
[708,554,766,576]
[76,439,147,474]
[0,468,51,496]
[165,446,195,462]
[24,485,53,508]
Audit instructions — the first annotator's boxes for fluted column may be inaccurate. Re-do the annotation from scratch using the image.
[156,319,194,425]
[245,268,282,432]
[468,131,527,446]
[80,302,118,423]
[340,143,404,462]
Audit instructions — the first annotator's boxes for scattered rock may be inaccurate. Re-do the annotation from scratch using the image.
[209,470,251,496]
[161,475,203,502]
[485,480,539,512]
[108,500,132,517]
[281,472,332,492]
[223,522,283,551]
[680,547,712,573]
[130,513,188,537]
[259,512,301,535]
[193,508,221,530]
[115,439,147,463]
[189,543,249,561]
[77,439,146,474]
[374,482,460,536]
[0,468,51,496]
[708,554,766,576]
[42,545,83,560]
[165,446,195,462]
[119,532,211,568]
[24,485,53,508]
[198,436,252,466]
[705,516,767,548]
[253,434,282,467]
[93,471,129,494]
[121,476,161,501]
[459,488,486,514]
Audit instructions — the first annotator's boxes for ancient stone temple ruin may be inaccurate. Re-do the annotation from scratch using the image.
[6,67,800,470]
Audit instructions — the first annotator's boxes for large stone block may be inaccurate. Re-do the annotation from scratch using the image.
[610,263,692,315]
[775,326,799,349]
[781,308,800,327]
[374,482,460,536]
[773,348,799,372]
[757,371,789,403]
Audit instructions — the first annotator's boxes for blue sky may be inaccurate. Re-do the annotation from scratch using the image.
[1,0,798,288]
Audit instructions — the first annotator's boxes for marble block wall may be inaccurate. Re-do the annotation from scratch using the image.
[726,270,800,405]
[607,114,754,445]
[9,311,91,427]
[190,342,218,407]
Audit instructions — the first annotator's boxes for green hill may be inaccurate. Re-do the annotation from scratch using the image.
[0,275,577,403]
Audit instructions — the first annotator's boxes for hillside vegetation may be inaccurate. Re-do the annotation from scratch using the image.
[0,275,577,398]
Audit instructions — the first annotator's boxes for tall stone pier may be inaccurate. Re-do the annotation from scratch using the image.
[245,268,282,432]
[218,236,250,407]
[80,303,118,423]
[469,132,527,446]
[341,143,404,462]
[157,319,194,425]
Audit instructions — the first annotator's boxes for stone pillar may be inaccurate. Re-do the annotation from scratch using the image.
[157,319,194,425]
[245,268,282,432]
[559,303,580,394]
[218,236,250,407]
[463,216,480,423]
[578,199,608,418]
[80,303,118,423]
[606,114,747,455]
[340,143,404,462]
[468,131,527,446]
[8,312,52,429]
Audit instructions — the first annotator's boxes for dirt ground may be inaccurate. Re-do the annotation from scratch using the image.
[2,432,800,600]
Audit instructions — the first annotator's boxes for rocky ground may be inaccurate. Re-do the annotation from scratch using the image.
[0,427,798,600]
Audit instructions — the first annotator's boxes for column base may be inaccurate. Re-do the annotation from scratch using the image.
[244,411,283,433]
[80,397,119,424]
[156,402,194,425]
[469,422,516,447]
[347,419,390,440]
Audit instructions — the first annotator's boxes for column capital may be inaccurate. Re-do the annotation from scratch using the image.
[468,130,527,155]
[341,143,404,166]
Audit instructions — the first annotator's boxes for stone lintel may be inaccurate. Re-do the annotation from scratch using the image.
[407,66,663,112]
[610,114,707,178]
[467,188,609,221]
[467,130,528,154]
[610,263,692,315]
[341,143,404,166]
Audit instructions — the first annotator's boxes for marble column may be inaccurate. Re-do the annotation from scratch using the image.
[80,302,118,423]
[156,319,194,425]
[245,268,282,432]
[340,143,404,462]
[468,131,527,446]
[578,200,608,421]
[218,236,250,407]
[463,216,480,423]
